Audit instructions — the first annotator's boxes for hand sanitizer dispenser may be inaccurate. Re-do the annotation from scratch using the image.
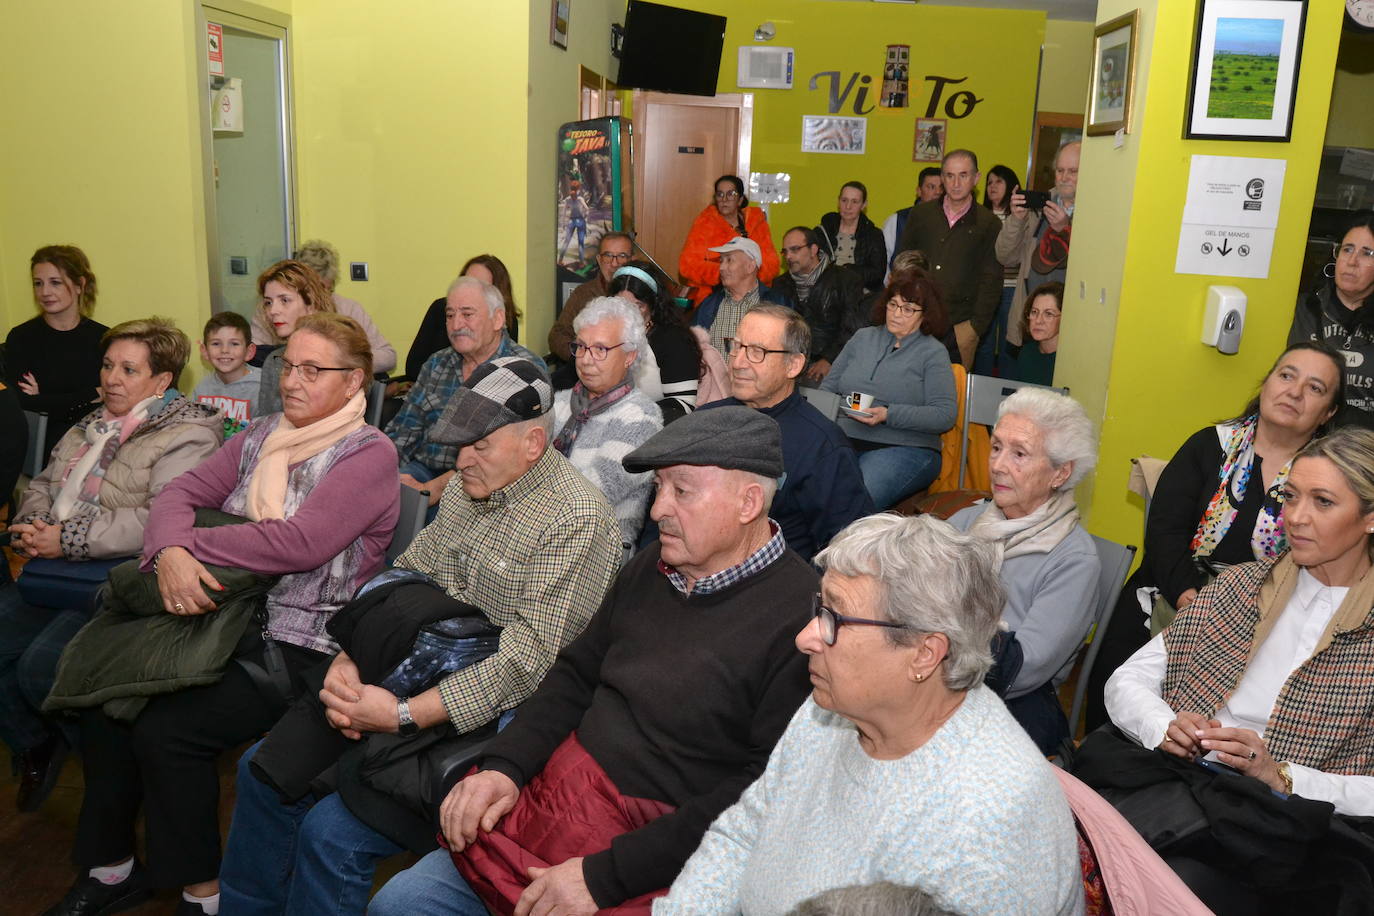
[1202,286,1246,355]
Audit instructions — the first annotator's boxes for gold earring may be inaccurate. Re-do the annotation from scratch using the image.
[914,673,924,682]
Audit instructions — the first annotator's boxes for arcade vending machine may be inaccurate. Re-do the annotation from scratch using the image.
[554,116,633,318]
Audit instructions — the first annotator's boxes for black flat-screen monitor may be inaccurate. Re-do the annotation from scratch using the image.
[617,1,726,97]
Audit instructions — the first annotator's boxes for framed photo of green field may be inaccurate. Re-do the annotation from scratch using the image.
[1184,0,1308,141]
[1087,12,1139,136]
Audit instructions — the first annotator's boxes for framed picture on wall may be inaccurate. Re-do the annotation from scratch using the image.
[801,116,867,155]
[913,118,947,162]
[550,0,570,50]
[1087,10,1139,136]
[1183,0,1307,141]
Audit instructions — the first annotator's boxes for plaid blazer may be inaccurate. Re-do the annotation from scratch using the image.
[1161,555,1374,774]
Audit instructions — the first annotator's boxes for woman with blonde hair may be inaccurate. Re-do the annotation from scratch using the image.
[254,258,336,415]
[251,240,397,374]
[6,245,109,451]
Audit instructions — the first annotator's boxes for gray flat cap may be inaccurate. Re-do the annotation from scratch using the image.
[430,357,552,447]
[622,405,783,477]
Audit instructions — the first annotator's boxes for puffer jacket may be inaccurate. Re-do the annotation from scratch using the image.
[815,210,887,292]
[44,510,277,721]
[678,203,780,305]
[14,393,222,560]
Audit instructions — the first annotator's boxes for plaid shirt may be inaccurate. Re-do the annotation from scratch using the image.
[659,520,784,596]
[385,334,547,473]
[395,448,620,733]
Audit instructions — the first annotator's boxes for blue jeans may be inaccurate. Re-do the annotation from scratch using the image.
[856,445,941,509]
[0,584,86,754]
[399,459,442,524]
[220,739,405,915]
[368,848,487,916]
[974,284,1017,377]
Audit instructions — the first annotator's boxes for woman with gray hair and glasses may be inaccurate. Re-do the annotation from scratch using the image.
[657,513,1084,916]
[552,296,664,562]
[948,386,1100,755]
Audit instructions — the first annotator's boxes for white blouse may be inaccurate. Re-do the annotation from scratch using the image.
[1105,568,1374,816]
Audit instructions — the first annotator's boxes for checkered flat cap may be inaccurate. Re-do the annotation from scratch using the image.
[430,357,553,447]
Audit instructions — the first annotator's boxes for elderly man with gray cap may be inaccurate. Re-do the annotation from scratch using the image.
[691,235,794,357]
[219,357,621,916]
[370,406,818,916]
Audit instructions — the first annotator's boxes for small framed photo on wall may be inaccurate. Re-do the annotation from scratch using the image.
[1183,0,1307,141]
[1087,10,1139,136]
[550,0,570,49]
[913,118,946,162]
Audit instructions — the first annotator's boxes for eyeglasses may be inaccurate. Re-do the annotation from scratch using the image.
[727,340,794,364]
[279,359,355,383]
[570,341,627,361]
[812,594,910,646]
[886,301,924,317]
[714,190,741,199]
[781,244,811,255]
[1334,243,1374,265]
[598,251,632,263]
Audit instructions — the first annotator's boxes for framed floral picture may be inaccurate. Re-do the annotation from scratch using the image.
[1087,11,1139,136]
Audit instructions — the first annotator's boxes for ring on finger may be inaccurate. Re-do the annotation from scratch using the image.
[174,602,185,612]
[1248,750,1257,760]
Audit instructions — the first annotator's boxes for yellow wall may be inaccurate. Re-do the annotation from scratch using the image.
[524,0,623,352]
[674,0,1043,236]
[0,1,210,379]
[289,1,531,357]
[1326,34,1374,149]
[1040,20,1094,116]
[1059,1,1346,549]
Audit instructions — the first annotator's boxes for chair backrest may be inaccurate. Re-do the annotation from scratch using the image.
[386,483,430,565]
[958,375,1068,488]
[1066,535,1137,737]
[799,386,841,421]
[365,380,387,428]
[23,411,48,478]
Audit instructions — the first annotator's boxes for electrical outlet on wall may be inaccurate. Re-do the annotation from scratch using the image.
[350,262,369,282]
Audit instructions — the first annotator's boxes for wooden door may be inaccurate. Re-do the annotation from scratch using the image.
[632,92,752,283]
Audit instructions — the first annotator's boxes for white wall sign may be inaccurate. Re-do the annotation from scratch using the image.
[213,78,243,133]
[1175,154,1286,279]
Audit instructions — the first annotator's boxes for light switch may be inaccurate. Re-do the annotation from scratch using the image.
[350,262,369,282]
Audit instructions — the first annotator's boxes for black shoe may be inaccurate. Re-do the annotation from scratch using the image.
[174,898,214,916]
[16,733,68,812]
[42,864,150,916]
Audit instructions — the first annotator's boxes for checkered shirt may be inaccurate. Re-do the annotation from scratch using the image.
[385,335,547,473]
[659,519,785,596]
[395,447,620,733]
[707,285,762,355]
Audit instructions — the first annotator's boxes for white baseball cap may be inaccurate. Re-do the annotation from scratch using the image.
[708,236,762,267]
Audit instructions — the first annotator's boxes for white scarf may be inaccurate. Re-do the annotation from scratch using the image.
[968,488,1080,560]
[51,394,161,521]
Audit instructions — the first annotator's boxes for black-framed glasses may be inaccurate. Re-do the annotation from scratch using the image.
[727,340,794,364]
[813,594,910,646]
[597,251,632,263]
[570,341,627,361]
[1334,242,1374,264]
[886,301,924,317]
[279,359,356,383]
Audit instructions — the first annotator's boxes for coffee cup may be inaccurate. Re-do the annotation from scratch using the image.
[846,392,875,411]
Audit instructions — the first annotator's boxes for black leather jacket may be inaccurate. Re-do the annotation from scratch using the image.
[815,211,888,292]
[772,262,865,363]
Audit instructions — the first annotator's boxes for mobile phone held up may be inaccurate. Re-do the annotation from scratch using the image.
[1020,189,1050,211]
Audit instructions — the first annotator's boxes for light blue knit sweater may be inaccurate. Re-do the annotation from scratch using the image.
[656,686,1084,916]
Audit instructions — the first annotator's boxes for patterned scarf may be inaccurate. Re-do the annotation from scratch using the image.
[553,381,633,456]
[1162,554,1374,773]
[51,394,161,521]
[246,389,366,520]
[1190,417,1290,561]
[789,252,829,303]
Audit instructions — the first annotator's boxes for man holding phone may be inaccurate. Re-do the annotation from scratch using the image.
[996,141,1080,362]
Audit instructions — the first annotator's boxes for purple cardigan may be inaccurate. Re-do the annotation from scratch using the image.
[142,417,399,653]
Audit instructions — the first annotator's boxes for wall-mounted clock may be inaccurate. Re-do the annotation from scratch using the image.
[1349,0,1374,32]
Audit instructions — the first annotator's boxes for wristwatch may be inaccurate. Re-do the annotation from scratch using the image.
[397,697,419,737]
[1277,761,1294,795]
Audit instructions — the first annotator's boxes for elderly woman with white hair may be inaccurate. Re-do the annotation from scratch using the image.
[657,513,1083,916]
[552,296,664,561]
[251,238,397,374]
[948,387,1101,754]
